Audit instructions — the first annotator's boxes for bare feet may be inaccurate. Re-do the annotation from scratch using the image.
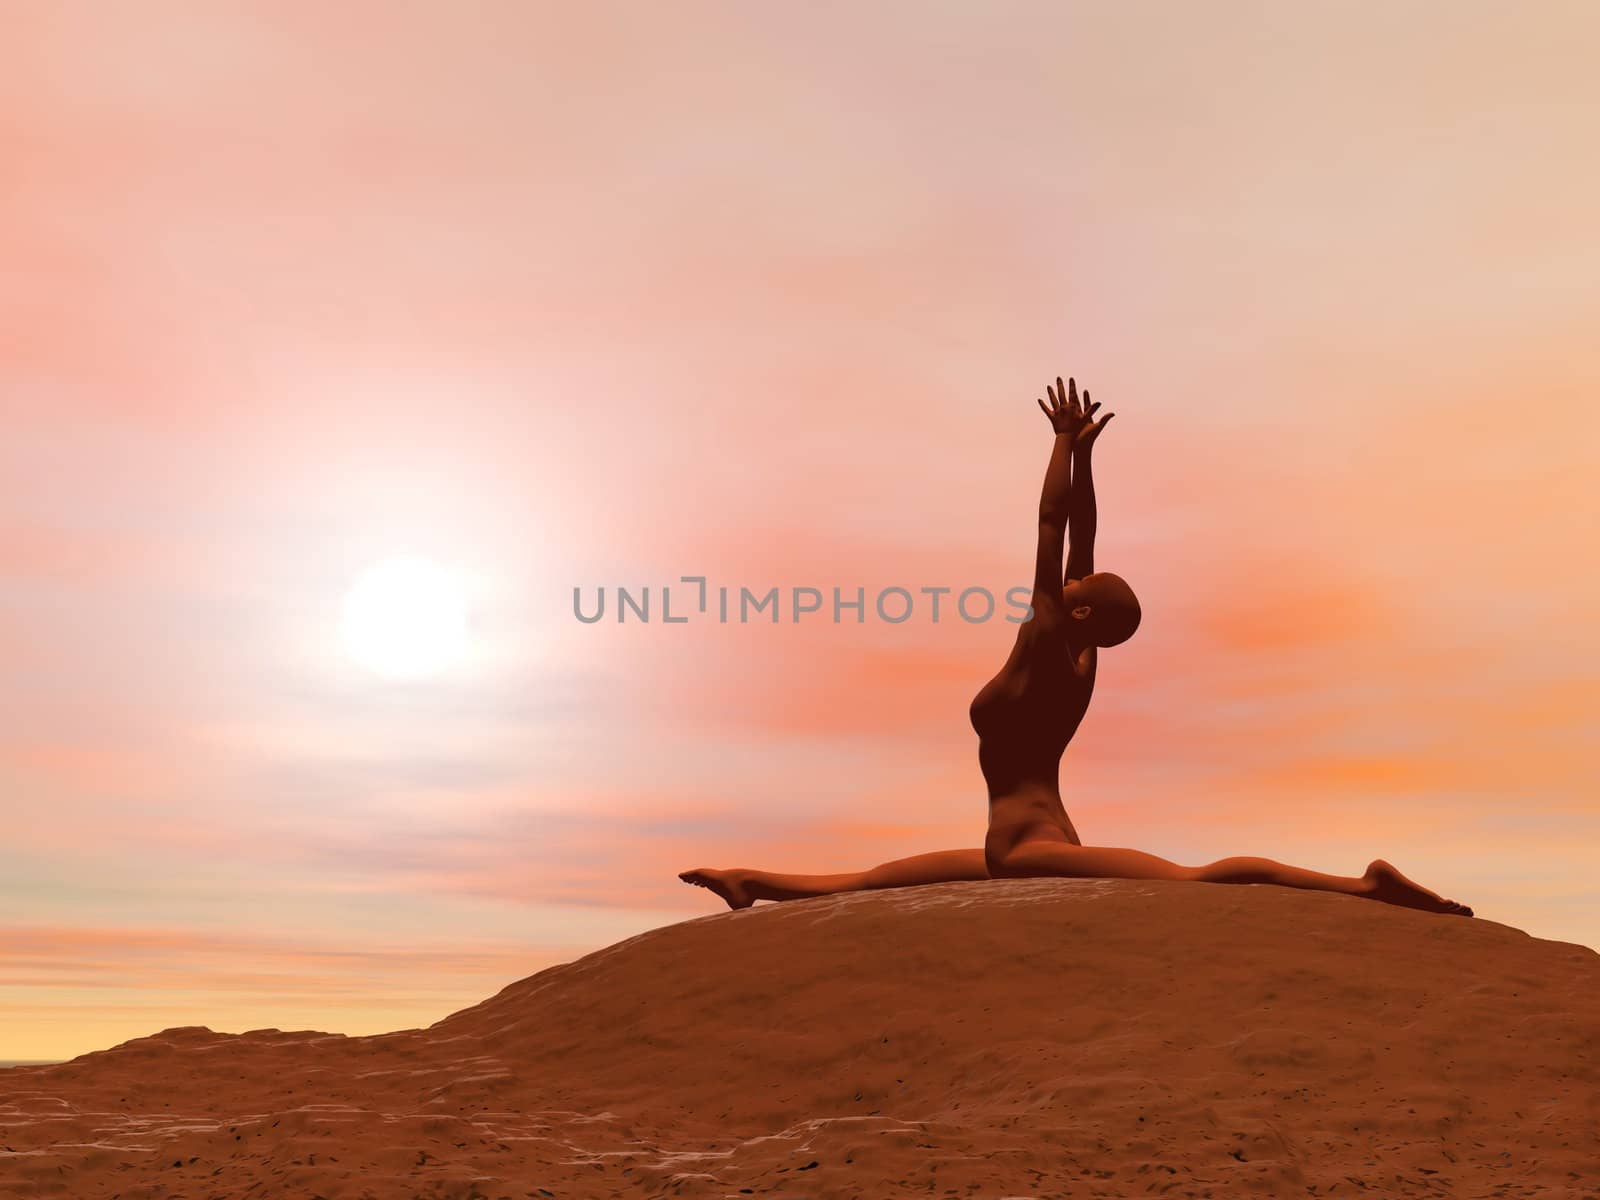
[678,868,754,911]
[1361,859,1473,917]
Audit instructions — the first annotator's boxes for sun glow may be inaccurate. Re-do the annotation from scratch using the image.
[341,557,469,678]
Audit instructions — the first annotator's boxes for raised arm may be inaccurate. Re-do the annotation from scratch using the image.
[1034,376,1116,621]
[1065,384,1113,582]
[1031,376,1085,618]
[1031,436,1073,618]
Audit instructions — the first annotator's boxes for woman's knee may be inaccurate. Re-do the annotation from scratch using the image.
[1193,856,1275,885]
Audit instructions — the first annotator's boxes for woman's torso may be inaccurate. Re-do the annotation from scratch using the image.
[970,623,1093,843]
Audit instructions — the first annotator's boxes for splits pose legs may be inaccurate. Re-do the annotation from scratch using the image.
[681,374,1471,919]
[680,849,1468,916]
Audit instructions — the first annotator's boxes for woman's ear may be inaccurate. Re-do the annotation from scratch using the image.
[1070,604,1093,621]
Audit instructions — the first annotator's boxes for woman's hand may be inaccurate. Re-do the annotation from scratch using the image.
[1036,375,1084,435]
[1036,375,1112,447]
[1074,390,1114,450]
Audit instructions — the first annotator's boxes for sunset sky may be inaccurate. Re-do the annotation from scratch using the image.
[4,2,1598,1061]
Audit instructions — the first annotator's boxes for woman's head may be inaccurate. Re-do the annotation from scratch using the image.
[1063,572,1141,647]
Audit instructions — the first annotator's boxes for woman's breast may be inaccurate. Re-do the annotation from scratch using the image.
[968,675,1025,736]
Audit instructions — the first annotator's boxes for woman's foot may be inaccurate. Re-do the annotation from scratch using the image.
[1361,859,1473,917]
[678,868,754,910]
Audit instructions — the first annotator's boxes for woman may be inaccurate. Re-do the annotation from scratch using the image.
[681,375,1471,917]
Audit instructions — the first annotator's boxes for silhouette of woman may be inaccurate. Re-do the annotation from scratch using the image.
[681,375,1472,917]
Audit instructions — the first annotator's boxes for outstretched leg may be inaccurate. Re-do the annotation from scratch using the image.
[680,848,989,910]
[990,842,1471,916]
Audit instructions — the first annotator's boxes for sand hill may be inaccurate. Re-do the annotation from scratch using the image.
[2,878,1595,1199]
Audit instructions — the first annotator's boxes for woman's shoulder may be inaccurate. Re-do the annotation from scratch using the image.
[1011,616,1092,679]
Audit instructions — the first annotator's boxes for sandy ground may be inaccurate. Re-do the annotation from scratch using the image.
[2,878,1596,1199]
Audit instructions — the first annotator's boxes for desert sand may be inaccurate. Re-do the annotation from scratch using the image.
[2,878,1595,1199]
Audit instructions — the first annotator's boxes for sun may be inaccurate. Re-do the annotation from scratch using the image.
[341,557,468,679]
